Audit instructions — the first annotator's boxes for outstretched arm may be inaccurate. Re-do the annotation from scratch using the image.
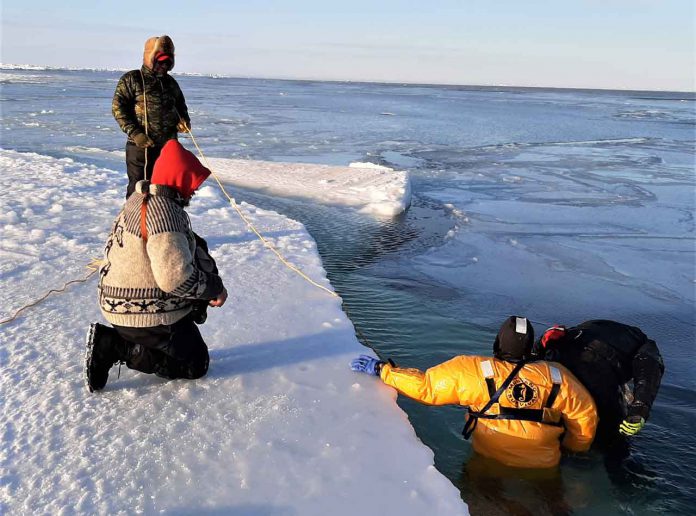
[379,357,470,406]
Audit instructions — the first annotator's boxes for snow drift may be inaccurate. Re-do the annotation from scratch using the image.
[206,157,412,217]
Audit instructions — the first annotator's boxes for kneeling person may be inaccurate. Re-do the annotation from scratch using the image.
[351,316,598,469]
[86,140,227,392]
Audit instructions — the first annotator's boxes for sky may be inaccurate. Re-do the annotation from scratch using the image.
[1,1,694,91]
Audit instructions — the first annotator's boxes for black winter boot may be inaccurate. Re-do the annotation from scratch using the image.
[84,323,123,392]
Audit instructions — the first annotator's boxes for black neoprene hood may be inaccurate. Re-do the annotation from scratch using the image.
[493,316,535,362]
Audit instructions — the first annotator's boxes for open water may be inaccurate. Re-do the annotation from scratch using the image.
[1,67,694,514]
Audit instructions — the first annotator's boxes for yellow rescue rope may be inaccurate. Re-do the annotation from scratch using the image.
[182,127,339,299]
[0,259,102,325]
[2,70,341,326]
[0,130,341,327]
[183,128,377,348]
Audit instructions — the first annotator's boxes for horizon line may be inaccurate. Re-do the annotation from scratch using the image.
[1,62,694,95]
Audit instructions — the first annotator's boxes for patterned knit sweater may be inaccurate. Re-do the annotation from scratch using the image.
[98,182,224,328]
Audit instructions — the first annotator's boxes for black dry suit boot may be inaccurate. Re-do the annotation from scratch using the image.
[84,323,126,392]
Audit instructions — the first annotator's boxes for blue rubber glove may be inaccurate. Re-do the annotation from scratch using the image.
[351,354,384,376]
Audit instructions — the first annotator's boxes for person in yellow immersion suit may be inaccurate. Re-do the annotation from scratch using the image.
[351,316,598,469]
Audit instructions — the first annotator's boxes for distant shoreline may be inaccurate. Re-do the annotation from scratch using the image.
[2,63,695,96]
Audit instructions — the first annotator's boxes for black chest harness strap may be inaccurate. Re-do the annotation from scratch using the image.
[462,360,564,440]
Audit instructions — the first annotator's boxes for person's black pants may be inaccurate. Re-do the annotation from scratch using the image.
[125,141,162,198]
[112,314,209,380]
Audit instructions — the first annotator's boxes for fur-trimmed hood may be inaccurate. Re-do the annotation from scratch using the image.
[143,35,175,70]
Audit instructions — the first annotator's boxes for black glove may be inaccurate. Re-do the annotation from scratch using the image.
[191,301,209,325]
[132,132,154,148]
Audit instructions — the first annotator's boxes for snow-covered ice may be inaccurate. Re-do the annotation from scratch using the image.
[207,156,412,217]
[0,149,465,515]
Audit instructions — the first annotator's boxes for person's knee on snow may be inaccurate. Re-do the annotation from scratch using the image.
[182,351,209,380]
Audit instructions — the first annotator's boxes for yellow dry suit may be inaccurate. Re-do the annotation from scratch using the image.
[380,356,597,469]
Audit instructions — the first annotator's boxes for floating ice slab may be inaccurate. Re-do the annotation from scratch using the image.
[207,157,412,217]
[0,149,465,515]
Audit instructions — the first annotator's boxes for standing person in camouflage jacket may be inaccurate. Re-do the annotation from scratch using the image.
[112,35,192,198]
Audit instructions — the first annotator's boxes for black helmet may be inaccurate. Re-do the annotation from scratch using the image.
[493,316,535,362]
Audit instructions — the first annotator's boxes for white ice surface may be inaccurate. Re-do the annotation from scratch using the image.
[0,149,465,515]
[207,157,412,217]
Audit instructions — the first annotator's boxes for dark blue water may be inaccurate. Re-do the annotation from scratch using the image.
[2,67,694,514]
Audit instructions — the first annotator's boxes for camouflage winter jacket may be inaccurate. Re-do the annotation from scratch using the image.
[112,66,190,146]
